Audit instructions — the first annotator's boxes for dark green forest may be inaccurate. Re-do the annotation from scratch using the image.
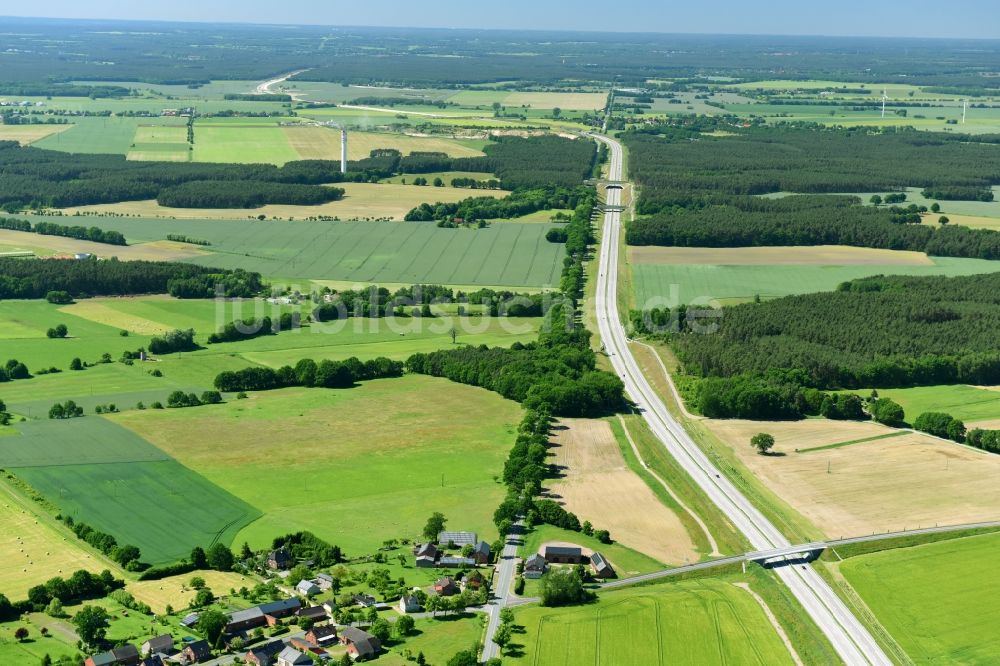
[670,272,1000,418]
[0,258,262,299]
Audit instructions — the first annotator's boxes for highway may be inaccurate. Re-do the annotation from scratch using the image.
[590,132,893,666]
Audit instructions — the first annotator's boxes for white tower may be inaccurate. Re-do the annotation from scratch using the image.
[881,90,888,119]
[340,129,348,173]
[963,99,968,124]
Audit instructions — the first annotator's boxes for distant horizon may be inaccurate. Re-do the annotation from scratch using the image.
[1,0,999,41]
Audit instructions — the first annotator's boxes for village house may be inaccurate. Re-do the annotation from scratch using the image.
[315,572,334,590]
[305,624,339,647]
[296,605,328,622]
[434,576,459,596]
[296,579,320,597]
[462,570,486,592]
[340,626,382,661]
[541,545,583,564]
[245,640,285,666]
[182,639,211,664]
[85,644,140,666]
[523,553,547,579]
[399,594,422,614]
[472,540,491,564]
[276,646,312,666]
[590,551,615,578]
[353,593,377,608]
[414,542,439,567]
[268,546,292,570]
[321,597,337,615]
[140,634,174,657]
[225,598,302,634]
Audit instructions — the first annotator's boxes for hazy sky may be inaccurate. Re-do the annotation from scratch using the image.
[2,0,999,39]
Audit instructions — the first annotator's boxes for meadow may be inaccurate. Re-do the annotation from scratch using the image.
[5,417,261,564]
[841,384,1000,424]
[629,247,1000,306]
[111,375,522,555]
[509,577,796,665]
[839,532,1000,663]
[33,116,188,154]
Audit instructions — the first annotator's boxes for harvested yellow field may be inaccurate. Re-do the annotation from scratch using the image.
[0,124,69,145]
[0,230,206,261]
[59,298,178,336]
[924,214,1000,230]
[0,488,110,598]
[547,418,698,564]
[59,183,503,221]
[285,126,485,160]
[128,570,255,614]
[502,92,608,110]
[628,245,934,266]
[704,418,1000,537]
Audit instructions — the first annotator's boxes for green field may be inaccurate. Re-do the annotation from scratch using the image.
[192,123,301,164]
[763,187,1000,219]
[25,216,566,286]
[509,577,796,665]
[841,384,1000,424]
[112,375,520,555]
[840,533,1000,663]
[5,418,260,564]
[33,116,188,154]
[632,256,1000,306]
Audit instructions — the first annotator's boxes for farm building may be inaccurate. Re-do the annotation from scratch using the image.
[353,593,377,607]
[306,624,339,646]
[180,612,200,628]
[399,594,422,614]
[296,579,320,596]
[472,540,491,564]
[416,554,437,568]
[414,542,439,558]
[315,572,334,590]
[438,531,478,546]
[225,598,302,633]
[296,605,328,622]
[439,555,476,568]
[268,546,292,570]
[86,644,140,666]
[277,646,312,666]
[435,576,459,596]
[245,640,285,666]
[140,635,174,657]
[590,551,615,578]
[524,554,547,578]
[340,627,382,661]
[182,640,211,664]
[542,545,583,564]
[462,570,487,591]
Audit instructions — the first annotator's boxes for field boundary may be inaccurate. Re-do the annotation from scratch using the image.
[795,431,907,454]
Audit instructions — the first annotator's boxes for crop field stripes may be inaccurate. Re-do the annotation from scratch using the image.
[796,431,908,454]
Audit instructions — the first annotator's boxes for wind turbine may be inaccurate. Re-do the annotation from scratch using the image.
[881,89,888,119]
